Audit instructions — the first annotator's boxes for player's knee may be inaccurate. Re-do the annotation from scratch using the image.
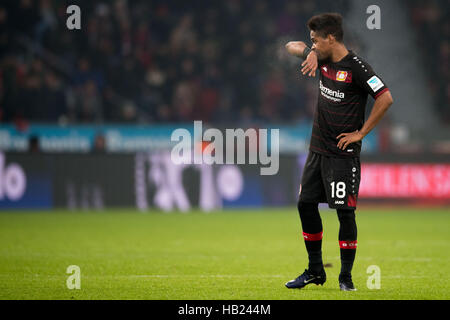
[337,209,355,222]
[337,209,357,239]
[297,201,318,212]
[298,201,322,232]
[297,201,319,218]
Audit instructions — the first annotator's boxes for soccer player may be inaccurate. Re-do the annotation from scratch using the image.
[284,13,393,291]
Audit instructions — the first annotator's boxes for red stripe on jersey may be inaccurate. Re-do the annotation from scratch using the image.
[322,118,355,127]
[319,96,361,106]
[303,231,323,241]
[374,88,389,99]
[313,121,344,135]
[310,145,333,155]
[311,133,341,147]
[321,107,358,117]
[347,194,357,207]
[321,66,353,83]
[339,240,358,249]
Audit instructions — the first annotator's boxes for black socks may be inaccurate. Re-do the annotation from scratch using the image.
[298,202,358,277]
[337,209,357,277]
[297,202,324,274]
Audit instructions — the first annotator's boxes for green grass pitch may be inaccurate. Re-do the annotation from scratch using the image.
[0,207,449,300]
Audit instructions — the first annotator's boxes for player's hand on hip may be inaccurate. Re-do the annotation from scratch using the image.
[336,130,364,150]
[301,51,318,77]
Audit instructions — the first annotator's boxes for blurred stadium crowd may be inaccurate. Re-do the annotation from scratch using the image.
[0,0,352,125]
[0,0,447,125]
[407,0,449,124]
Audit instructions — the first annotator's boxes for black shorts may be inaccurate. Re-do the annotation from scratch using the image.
[299,151,361,209]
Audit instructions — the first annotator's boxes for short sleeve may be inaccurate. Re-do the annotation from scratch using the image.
[353,57,389,99]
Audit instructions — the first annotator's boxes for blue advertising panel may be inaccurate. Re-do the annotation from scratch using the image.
[0,153,53,209]
[0,124,379,153]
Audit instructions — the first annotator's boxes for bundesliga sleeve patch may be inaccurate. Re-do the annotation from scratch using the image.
[367,75,384,92]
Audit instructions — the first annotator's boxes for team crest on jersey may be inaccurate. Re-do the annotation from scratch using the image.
[336,71,348,81]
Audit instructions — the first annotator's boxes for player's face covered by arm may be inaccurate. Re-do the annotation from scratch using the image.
[310,31,332,62]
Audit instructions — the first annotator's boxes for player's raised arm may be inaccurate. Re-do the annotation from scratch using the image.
[285,41,310,58]
[285,41,318,77]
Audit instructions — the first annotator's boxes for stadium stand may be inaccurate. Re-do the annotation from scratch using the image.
[1,0,353,125]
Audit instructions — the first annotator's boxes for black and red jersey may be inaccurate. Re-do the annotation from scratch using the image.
[309,50,389,158]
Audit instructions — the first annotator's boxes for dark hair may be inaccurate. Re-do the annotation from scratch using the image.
[307,13,344,42]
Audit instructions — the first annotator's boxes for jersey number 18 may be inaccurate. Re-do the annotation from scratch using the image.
[330,181,346,199]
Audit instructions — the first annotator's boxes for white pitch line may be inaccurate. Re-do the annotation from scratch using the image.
[127,275,286,278]
[0,274,287,279]
[328,256,442,262]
